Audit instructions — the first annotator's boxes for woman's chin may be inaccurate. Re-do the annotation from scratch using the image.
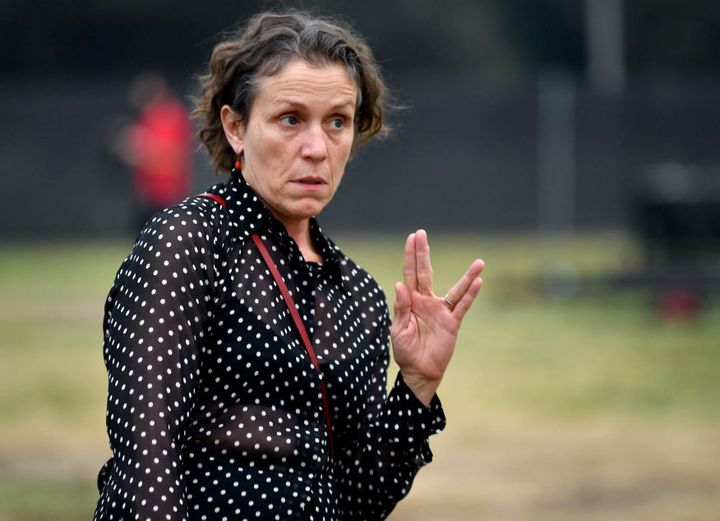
[274,202,328,227]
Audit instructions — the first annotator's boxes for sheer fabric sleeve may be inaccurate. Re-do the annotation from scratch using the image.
[335,307,447,520]
[93,206,220,521]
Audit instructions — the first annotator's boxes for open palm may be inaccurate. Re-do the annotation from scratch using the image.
[391,230,484,406]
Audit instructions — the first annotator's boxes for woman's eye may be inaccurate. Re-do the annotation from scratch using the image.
[331,117,345,129]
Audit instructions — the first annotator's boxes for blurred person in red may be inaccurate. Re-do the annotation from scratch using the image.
[121,73,193,228]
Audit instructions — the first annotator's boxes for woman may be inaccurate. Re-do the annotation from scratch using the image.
[94,10,484,521]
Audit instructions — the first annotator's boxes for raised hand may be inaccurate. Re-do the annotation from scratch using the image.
[391,229,484,406]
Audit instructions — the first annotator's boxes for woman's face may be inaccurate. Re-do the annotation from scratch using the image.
[222,59,358,230]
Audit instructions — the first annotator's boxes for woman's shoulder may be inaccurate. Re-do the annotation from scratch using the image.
[122,185,234,273]
[139,183,230,240]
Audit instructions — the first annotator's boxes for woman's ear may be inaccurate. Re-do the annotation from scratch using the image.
[220,105,245,154]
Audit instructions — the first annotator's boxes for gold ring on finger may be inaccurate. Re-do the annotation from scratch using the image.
[443,293,456,309]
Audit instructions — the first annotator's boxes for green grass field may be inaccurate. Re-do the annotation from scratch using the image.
[1,234,719,521]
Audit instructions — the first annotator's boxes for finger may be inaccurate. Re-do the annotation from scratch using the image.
[445,258,485,307]
[402,233,417,292]
[452,275,483,321]
[392,281,412,333]
[414,229,434,295]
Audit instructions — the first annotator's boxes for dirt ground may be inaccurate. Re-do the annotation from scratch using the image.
[2,411,718,521]
[390,414,720,521]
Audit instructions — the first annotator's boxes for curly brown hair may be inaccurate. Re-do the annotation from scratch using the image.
[193,10,390,173]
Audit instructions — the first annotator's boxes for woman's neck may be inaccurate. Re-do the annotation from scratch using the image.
[281,218,323,263]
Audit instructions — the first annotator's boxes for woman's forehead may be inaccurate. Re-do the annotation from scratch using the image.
[256,59,358,106]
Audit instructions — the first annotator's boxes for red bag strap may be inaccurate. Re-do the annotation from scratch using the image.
[251,233,335,459]
[195,192,227,207]
[195,193,335,458]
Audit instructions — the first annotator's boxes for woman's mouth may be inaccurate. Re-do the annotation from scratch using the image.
[296,177,325,185]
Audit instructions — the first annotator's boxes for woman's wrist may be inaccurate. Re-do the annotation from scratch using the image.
[400,371,440,407]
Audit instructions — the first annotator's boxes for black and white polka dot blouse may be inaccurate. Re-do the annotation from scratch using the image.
[93,171,446,521]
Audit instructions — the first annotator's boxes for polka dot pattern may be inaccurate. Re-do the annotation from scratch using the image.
[93,172,446,520]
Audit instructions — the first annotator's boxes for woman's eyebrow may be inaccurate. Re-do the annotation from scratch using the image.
[328,101,356,112]
[270,97,356,110]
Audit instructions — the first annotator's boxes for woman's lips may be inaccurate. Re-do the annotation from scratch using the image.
[296,177,324,185]
[292,177,326,190]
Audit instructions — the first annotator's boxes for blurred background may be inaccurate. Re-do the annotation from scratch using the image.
[1,0,719,519]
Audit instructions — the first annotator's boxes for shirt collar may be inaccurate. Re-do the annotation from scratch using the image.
[220,169,275,241]
[310,221,353,295]
[219,169,351,292]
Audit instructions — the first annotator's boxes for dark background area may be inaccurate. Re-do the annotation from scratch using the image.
[1,0,720,238]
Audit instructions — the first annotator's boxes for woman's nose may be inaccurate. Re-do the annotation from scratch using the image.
[300,124,328,161]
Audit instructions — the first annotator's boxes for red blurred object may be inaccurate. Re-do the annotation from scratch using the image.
[657,289,701,320]
[129,97,192,208]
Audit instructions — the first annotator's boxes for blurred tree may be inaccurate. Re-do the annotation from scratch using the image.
[494,0,720,79]
[333,0,520,75]
[1,0,719,79]
[495,0,585,73]
[625,0,720,77]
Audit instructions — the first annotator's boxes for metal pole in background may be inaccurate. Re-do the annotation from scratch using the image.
[537,70,577,235]
[586,0,626,96]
